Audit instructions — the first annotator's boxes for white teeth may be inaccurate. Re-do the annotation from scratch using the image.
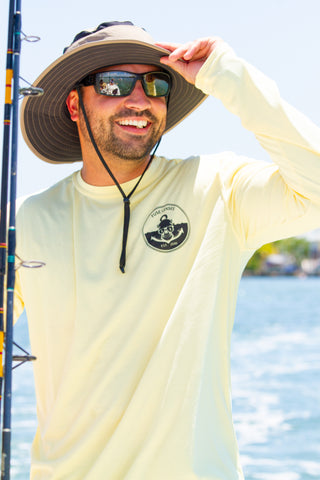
[118,119,148,129]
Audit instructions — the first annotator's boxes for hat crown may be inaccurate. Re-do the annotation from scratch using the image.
[64,21,155,54]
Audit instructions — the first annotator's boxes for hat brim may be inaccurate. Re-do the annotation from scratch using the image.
[20,40,207,164]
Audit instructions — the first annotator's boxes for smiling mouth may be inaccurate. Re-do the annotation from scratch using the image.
[117,119,149,129]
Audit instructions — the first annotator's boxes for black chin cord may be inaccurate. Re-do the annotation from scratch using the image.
[77,87,161,273]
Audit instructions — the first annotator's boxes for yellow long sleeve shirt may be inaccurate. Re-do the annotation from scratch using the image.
[15,43,320,479]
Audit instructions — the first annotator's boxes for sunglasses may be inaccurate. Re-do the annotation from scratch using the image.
[80,70,171,98]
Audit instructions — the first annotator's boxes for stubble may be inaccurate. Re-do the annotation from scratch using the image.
[80,107,166,162]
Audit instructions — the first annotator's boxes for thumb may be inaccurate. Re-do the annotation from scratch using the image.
[161,56,201,85]
[160,57,191,81]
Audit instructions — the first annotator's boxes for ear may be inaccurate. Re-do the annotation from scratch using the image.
[66,90,80,122]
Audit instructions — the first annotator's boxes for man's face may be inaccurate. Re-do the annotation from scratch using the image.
[78,64,168,162]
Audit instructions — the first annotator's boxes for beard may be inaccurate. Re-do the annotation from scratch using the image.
[80,107,166,162]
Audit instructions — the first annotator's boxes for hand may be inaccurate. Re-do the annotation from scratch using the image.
[156,37,220,85]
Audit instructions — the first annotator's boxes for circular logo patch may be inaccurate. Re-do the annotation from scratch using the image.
[143,204,190,252]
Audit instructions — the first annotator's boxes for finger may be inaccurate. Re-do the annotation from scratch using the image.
[159,56,189,79]
[156,41,195,62]
[167,43,195,62]
[182,40,207,60]
[167,41,211,63]
[155,42,182,53]
[183,38,217,61]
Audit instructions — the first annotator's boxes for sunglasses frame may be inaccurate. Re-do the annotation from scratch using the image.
[79,70,172,98]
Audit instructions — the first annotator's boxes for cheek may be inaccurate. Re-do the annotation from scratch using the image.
[157,98,167,113]
[153,98,167,121]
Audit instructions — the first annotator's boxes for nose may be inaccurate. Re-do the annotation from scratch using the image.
[123,80,152,110]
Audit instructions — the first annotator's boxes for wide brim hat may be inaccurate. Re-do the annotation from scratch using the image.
[20,21,207,164]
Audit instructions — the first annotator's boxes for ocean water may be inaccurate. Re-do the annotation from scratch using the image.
[7,277,320,479]
[232,277,320,480]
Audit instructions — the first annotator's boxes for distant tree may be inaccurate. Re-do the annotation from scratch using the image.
[274,237,310,265]
[245,242,278,273]
[245,237,310,274]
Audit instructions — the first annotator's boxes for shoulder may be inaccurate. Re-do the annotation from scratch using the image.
[17,172,76,217]
[161,151,262,184]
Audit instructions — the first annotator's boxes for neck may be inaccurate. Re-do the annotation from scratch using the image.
[81,153,152,186]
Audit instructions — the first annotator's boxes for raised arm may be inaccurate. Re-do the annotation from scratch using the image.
[156,38,220,84]
[158,37,320,248]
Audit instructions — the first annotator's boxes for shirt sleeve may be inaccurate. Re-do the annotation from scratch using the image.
[195,42,320,249]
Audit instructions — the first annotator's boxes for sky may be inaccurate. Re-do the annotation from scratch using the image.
[1,0,320,197]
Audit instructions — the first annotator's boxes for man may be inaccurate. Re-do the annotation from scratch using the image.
[17,21,320,480]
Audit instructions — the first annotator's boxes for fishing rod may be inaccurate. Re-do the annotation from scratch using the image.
[0,2,23,476]
[0,1,42,478]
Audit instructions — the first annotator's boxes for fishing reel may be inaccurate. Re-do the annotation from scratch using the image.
[19,86,43,97]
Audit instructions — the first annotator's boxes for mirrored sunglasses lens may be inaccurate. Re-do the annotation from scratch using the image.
[144,73,170,96]
[96,74,133,96]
